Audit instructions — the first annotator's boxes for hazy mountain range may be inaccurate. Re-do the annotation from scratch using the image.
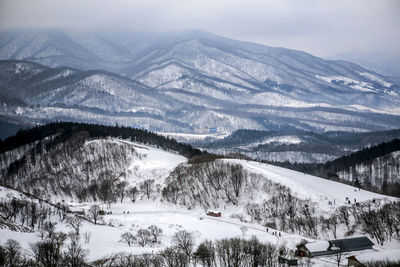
[1,29,400,137]
[328,51,400,85]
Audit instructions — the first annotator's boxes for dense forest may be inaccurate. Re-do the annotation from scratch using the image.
[0,122,202,157]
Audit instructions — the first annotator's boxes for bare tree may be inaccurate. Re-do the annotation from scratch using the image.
[148,225,163,244]
[4,239,22,266]
[160,246,190,267]
[140,179,155,199]
[329,214,339,239]
[194,240,215,267]
[98,173,116,209]
[128,186,139,202]
[240,226,248,237]
[83,231,91,244]
[333,246,345,267]
[66,216,82,236]
[172,230,195,259]
[120,232,136,247]
[62,233,88,266]
[116,181,128,203]
[230,164,246,198]
[136,229,151,247]
[31,232,67,267]
[215,238,246,267]
[88,204,101,225]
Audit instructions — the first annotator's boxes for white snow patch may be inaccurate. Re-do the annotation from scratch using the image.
[358,72,392,88]
[246,136,303,147]
[315,75,377,93]
[156,132,228,142]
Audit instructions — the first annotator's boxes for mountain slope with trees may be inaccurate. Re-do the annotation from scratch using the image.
[276,138,400,197]
[0,122,201,200]
[199,128,400,163]
[1,29,400,134]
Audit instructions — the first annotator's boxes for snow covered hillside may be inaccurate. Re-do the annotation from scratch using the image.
[1,123,399,265]
[236,160,391,206]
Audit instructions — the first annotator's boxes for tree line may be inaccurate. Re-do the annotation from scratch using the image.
[0,121,202,158]
[274,138,400,197]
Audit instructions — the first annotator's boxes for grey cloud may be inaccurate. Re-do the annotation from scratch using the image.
[0,0,399,57]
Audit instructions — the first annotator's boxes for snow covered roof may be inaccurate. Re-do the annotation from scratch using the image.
[352,250,400,262]
[305,241,330,252]
[329,237,374,251]
[207,210,221,214]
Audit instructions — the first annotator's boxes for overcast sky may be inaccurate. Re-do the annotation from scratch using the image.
[1,0,399,57]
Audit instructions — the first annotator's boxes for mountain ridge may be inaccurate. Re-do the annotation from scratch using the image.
[1,30,400,134]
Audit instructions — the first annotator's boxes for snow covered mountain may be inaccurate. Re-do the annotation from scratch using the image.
[199,129,400,163]
[1,30,400,134]
[328,51,400,86]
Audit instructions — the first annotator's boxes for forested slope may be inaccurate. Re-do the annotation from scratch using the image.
[277,139,400,196]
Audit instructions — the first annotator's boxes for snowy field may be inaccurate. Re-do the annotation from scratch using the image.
[1,189,399,265]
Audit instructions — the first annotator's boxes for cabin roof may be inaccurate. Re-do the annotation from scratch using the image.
[329,237,374,251]
[304,241,330,252]
[207,210,220,213]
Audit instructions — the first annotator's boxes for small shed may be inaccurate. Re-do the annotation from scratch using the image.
[296,241,330,257]
[207,210,221,217]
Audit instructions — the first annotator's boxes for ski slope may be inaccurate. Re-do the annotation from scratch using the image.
[229,159,395,209]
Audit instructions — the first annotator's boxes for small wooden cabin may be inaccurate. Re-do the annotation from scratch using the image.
[207,210,221,217]
[296,241,330,257]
